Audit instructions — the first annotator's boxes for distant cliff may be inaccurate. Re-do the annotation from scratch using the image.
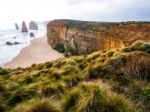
[47,19,150,55]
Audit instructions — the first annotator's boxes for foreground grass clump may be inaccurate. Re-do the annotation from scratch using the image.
[13,98,62,112]
[62,82,137,112]
[7,87,38,106]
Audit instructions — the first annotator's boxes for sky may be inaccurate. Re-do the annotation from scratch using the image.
[0,0,150,29]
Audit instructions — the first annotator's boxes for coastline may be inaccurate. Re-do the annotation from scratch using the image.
[3,36,64,69]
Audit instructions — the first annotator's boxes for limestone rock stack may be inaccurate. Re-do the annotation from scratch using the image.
[21,21,28,33]
[15,23,19,30]
[29,21,38,30]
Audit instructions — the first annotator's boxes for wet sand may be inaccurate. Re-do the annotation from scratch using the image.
[3,36,64,69]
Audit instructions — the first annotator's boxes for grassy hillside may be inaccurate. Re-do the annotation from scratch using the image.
[0,41,150,112]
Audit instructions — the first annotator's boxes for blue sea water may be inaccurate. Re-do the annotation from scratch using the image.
[0,23,46,66]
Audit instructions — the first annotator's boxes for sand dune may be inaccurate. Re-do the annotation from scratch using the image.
[3,36,64,69]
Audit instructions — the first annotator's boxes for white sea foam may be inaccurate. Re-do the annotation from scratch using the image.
[0,23,46,66]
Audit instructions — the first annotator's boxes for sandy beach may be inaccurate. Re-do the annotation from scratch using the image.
[3,36,64,69]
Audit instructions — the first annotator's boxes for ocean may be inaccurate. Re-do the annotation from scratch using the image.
[0,23,46,66]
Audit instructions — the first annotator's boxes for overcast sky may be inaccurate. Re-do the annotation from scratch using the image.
[0,0,150,28]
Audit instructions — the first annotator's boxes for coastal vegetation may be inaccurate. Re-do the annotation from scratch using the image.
[0,42,150,112]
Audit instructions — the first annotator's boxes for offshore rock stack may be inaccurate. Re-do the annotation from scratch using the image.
[29,21,38,30]
[21,21,28,33]
[15,23,19,30]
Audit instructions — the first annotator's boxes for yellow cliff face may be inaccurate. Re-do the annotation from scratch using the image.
[99,37,125,50]
[47,20,150,55]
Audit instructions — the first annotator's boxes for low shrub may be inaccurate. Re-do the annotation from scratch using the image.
[127,81,150,111]
[65,46,79,57]
[54,43,66,53]
[0,68,10,75]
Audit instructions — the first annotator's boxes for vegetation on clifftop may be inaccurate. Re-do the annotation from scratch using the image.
[55,19,150,31]
[0,42,150,112]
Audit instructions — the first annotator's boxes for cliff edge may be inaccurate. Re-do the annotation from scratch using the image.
[47,19,150,56]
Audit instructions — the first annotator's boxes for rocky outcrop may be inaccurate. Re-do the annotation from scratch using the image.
[29,21,38,30]
[21,21,28,33]
[47,19,150,55]
[15,23,19,30]
[6,41,21,45]
[29,32,35,37]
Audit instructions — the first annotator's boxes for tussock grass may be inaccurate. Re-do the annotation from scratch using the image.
[7,87,38,106]
[0,82,5,92]
[62,81,137,112]
[87,51,101,61]
[53,59,76,68]
[0,42,150,111]
[13,98,62,112]
[40,81,67,97]
[0,97,7,112]
[0,68,10,76]
[123,41,150,53]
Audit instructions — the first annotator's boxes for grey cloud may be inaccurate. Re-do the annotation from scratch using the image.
[65,0,150,21]
[66,0,107,5]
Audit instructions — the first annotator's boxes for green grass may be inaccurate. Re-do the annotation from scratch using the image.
[13,98,62,112]
[62,81,137,112]
[0,98,7,112]
[0,43,150,111]
[39,81,67,97]
[0,68,10,75]
[123,41,150,53]
[7,87,38,106]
